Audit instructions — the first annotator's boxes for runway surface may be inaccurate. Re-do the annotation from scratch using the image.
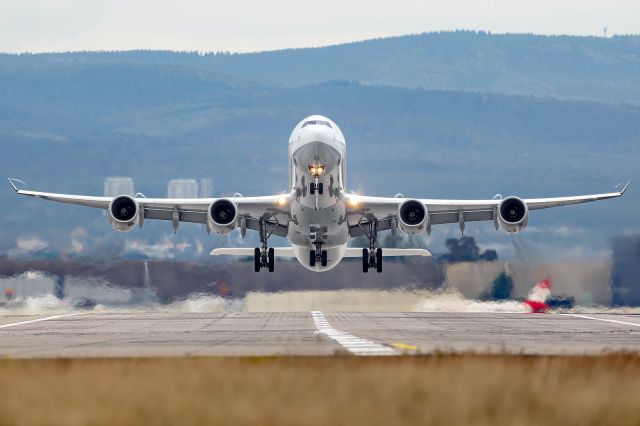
[1,311,639,357]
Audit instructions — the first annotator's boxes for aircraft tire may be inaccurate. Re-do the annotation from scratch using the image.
[362,248,369,273]
[268,247,275,272]
[254,247,261,272]
[321,250,328,267]
[310,250,316,267]
[376,248,383,273]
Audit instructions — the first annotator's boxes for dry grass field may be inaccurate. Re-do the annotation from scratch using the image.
[1,355,639,426]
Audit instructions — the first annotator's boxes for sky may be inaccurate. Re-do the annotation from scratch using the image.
[0,0,638,53]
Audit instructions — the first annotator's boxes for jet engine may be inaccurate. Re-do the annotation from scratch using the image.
[108,195,140,232]
[207,199,238,234]
[497,196,529,233]
[398,199,429,235]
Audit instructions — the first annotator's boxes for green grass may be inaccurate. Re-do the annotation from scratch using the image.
[1,355,639,425]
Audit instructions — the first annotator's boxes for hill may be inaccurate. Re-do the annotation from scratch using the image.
[0,33,638,258]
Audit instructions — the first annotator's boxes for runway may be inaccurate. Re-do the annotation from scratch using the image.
[1,311,640,358]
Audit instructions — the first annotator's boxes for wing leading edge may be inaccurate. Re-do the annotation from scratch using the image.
[9,179,290,236]
[346,181,630,235]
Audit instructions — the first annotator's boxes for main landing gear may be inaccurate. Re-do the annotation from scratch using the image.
[309,243,328,268]
[309,225,328,268]
[254,219,276,272]
[362,247,383,273]
[359,219,382,273]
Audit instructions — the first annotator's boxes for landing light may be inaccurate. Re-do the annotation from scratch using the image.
[277,195,288,206]
[347,196,359,208]
[308,163,325,178]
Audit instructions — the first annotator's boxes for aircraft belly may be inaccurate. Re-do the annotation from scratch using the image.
[288,201,348,248]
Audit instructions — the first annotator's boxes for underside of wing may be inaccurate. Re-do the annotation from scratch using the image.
[10,179,290,236]
[346,181,629,236]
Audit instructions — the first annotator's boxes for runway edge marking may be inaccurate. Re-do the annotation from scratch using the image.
[0,312,89,330]
[563,314,640,328]
[310,311,398,356]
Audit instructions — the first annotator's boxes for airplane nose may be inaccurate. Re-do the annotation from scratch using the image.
[303,128,331,143]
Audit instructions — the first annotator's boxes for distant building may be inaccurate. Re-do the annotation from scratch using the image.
[104,177,134,197]
[199,178,213,198]
[168,179,198,198]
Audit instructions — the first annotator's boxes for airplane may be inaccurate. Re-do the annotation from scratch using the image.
[9,115,630,273]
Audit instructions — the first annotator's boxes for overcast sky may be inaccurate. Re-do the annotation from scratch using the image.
[1,0,638,53]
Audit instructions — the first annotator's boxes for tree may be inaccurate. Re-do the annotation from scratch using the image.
[481,272,514,301]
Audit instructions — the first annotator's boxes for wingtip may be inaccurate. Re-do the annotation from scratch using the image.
[7,178,18,192]
[620,179,632,195]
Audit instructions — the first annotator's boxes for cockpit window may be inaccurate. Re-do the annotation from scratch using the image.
[302,120,332,129]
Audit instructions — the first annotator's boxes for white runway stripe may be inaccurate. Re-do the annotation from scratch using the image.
[563,314,640,328]
[311,311,397,356]
[0,313,88,330]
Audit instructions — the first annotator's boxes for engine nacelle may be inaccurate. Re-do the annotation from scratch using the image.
[207,199,238,234]
[497,196,529,233]
[108,195,140,232]
[398,199,429,235]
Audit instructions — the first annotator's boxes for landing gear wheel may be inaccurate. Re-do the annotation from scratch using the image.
[321,250,328,267]
[310,250,316,267]
[362,248,369,273]
[376,248,383,273]
[254,247,261,272]
[309,183,315,195]
[317,183,324,195]
[268,247,275,272]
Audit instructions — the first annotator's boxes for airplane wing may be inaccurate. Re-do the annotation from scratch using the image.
[8,178,290,236]
[346,181,630,236]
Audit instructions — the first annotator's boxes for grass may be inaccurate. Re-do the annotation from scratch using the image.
[1,355,639,426]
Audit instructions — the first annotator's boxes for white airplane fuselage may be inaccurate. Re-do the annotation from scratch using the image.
[288,115,348,271]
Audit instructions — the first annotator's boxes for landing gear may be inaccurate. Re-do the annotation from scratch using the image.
[361,248,383,273]
[309,224,328,268]
[310,246,328,268]
[309,182,323,195]
[254,247,261,272]
[254,219,277,272]
[359,219,382,273]
[268,247,275,272]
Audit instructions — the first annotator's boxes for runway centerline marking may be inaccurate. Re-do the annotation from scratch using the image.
[310,311,397,356]
[563,314,640,328]
[0,313,89,330]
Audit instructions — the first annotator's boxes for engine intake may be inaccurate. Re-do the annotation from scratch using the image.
[108,195,139,232]
[398,199,428,235]
[497,196,529,233]
[208,199,238,234]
